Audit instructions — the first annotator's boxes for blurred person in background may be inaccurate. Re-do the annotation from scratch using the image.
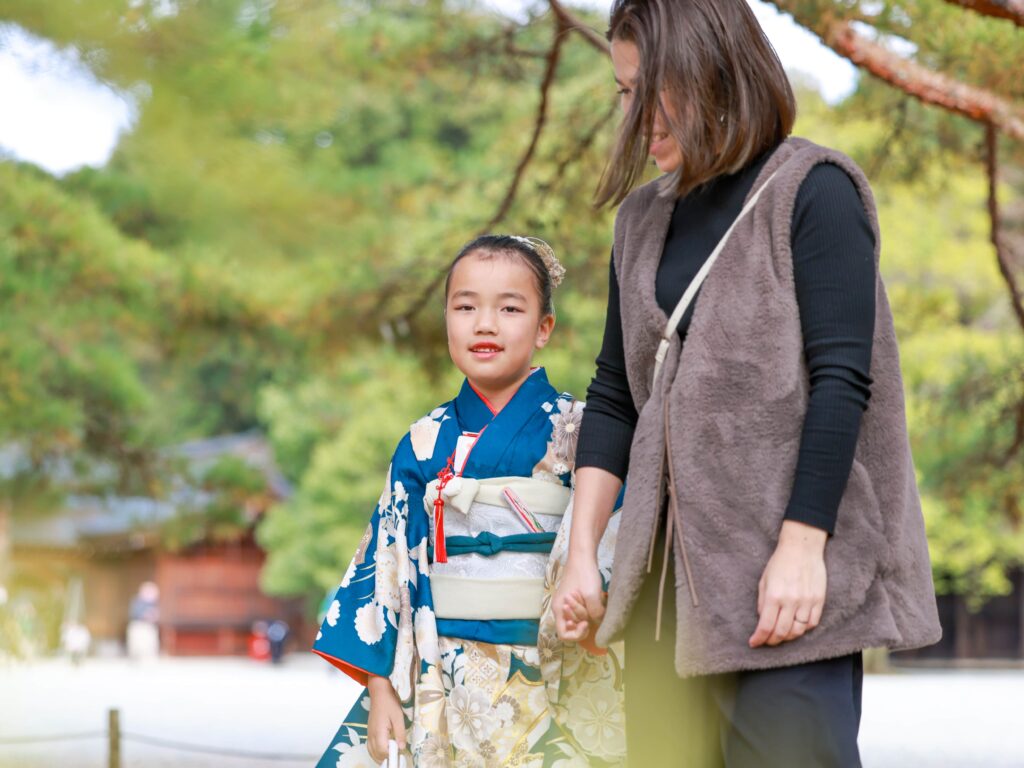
[127,580,160,661]
[267,618,289,664]
[62,620,91,665]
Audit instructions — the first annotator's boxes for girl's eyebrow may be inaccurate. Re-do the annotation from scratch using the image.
[452,289,527,302]
[614,76,635,87]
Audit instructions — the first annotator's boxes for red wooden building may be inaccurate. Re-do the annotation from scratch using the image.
[11,433,312,656]
[157,534,306,655]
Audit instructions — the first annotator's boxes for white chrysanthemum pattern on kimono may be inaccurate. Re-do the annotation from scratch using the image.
[353,601,385,645]
[410,408,446,461]
[563,681,626,757]
[415,606,440,665]
[325,600,341,628]
[375,545,402,616]
[447,684,498,751]
[331,728,375,768]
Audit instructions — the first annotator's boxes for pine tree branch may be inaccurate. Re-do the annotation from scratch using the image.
[396,17,568,323]
[480,22,566,232]
[547,0,610,55]
[1007,392,1024,463]
[943,0,1024,27]
[544,97,619,200]
[767,2,1024,141]
[986,124,1024,333]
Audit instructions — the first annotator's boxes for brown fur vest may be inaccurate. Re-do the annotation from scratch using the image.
[594,137,942,676]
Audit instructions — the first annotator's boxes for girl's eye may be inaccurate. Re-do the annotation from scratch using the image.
[502,306,524,313]
[454,304,474,312]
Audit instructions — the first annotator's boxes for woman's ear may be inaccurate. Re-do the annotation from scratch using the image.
[535,314,556,349]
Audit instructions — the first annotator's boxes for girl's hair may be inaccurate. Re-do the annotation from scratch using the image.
[444,235,557,316]
[595,0,796,206]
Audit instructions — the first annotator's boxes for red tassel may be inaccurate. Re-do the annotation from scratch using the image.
[433,495,447,563]
[433,460,454,564]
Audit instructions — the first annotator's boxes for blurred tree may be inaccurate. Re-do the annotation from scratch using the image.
[256,347,450,599]
[0,160,170,579]
[161,455,271,550]
[0,157,301,573]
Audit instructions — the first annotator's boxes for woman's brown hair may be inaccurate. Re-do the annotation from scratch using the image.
[595,0,796,206]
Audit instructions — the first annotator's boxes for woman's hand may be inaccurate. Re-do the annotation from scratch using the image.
[366,674,406,763]
[749,520,828,648]
[555,467,621,643]
[554,554,605,642]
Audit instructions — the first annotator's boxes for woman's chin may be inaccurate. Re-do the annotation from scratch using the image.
[652,155,682,174]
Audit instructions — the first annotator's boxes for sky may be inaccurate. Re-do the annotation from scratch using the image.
[0,1,858,176]
[0,23,135,174]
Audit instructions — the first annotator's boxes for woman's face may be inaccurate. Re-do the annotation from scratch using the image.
[610,38,682,174]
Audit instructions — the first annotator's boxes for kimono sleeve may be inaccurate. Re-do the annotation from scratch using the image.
[312,435,426,685]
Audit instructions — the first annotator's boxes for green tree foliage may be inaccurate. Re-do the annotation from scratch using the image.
[256,347,452,597]
[161,454,270,549]
[0,161,169,485]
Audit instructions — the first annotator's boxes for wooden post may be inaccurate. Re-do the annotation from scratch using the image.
[108,708,121,768]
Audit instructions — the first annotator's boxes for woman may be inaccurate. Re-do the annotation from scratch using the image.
[552,1,941,765]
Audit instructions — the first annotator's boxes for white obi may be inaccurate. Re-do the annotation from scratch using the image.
[423,476,570,621]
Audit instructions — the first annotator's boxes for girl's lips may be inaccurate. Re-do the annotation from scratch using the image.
[470,344,503,358]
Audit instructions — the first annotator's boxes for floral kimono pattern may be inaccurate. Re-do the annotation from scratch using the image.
[313,368,625,767]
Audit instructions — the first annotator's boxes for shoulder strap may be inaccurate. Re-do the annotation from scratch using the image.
[651,168,781,387]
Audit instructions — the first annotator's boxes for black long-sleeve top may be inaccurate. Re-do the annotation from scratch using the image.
[576,155,876,534]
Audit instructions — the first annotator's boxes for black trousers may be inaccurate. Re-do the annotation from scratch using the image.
[622,530,863,768]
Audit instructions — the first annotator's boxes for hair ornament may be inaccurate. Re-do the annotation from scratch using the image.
[510,235,566,288]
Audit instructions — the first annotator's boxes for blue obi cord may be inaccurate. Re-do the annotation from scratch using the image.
[429,531,556,559]
[434,618,541,646]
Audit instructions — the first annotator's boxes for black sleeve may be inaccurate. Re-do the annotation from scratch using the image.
[576,254,639,481]
[783,163,876,535]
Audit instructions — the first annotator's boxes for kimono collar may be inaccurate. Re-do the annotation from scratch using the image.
[454,368,552,433]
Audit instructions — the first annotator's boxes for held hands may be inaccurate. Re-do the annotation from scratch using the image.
[749,520,829,648]
[366,674,406,764]
[553,554,606,643]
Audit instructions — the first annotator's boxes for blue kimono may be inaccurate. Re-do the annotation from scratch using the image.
[313,368,625,768]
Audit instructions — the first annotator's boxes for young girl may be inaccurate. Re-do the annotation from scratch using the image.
[313,235,625,768]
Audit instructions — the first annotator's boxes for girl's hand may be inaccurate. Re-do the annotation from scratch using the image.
[366,674,406,763]
[554,555,605,642]
[749,520,828,648]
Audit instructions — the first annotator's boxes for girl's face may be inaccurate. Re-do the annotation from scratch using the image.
[611,38,683,174]
[445,251,554,407]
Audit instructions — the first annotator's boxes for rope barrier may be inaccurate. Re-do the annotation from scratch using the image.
[0,731,105,745]
[0,729,320,761]
[123,732,320,761]
[1,710,321,762]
